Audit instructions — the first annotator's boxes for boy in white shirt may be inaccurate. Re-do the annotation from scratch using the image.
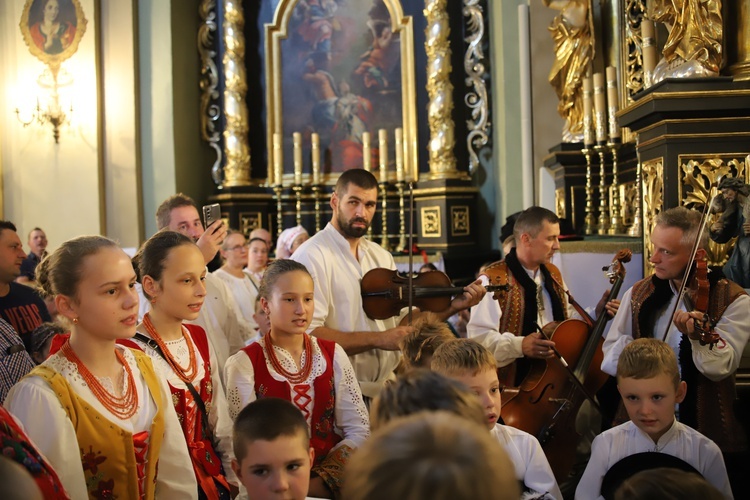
[575,338,732,499]
[432,339,562,500]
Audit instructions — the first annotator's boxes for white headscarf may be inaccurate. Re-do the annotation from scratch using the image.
[276,225,309,259]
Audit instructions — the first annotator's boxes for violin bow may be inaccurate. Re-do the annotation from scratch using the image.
[407,182,414,325]
[661,192,720,342]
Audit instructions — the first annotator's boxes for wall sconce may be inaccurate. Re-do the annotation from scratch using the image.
[14,69,73,144]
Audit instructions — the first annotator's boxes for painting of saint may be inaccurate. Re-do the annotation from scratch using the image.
[280,0,403,173]
[20,0,86,65]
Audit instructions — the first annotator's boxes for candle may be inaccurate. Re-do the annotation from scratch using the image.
[395,128,404,181]
[582,74,594,147]
[273,132,283,185]
[311,133,321,185]
[593,72,607,144]
[379,128,388,182]
[362,132,371,172]
[642,20,657,87]
[605,66,621,141]
[293,132,303,185]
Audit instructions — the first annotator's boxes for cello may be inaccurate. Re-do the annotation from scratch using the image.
[500,249,632,483]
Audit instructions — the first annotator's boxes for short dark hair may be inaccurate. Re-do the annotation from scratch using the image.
[334,169,379,197]
[233,398,310,461]
[0,221,18,234]
[155,193,199,230]
[513,206,559,240]
[132,230,195,299]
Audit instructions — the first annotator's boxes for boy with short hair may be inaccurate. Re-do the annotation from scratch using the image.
[399,312,457,370]
[432,339,562,499]
[232,398,314,500]
[575,338,732,499]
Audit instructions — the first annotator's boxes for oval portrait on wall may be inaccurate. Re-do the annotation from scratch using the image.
[19,0,87,66]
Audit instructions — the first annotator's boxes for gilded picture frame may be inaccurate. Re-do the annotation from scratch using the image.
[265,0,417,185]
[19,0,87,69]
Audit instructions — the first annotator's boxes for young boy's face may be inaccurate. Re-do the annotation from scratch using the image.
[232,431,314,500]
[451,368,501,430]
[618,373,686,443]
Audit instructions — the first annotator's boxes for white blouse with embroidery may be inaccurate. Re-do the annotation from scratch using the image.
[4,346,196,499]
[224,336,370,451]
[130,327,238,486]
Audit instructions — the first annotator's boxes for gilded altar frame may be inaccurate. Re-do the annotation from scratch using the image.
[264,0,418,185]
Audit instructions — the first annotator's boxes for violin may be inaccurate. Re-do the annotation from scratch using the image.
[663,193,725,349]
[360,268,507,320]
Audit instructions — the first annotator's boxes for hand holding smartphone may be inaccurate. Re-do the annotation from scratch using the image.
[202,203,222,231]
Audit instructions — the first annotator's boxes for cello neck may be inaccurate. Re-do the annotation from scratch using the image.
[573,276,624,381]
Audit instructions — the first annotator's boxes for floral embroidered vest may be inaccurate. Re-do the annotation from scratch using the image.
[484,259,568,337]
[243,337,341,466]
[31,349,165,500]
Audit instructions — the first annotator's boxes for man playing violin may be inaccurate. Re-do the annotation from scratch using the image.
[601,206,750,457]
[291,169,485,401]
[467,206,618,368]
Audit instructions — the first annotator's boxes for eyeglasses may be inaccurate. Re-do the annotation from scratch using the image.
[226,244,249,252]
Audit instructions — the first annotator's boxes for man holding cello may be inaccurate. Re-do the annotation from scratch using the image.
[601,206,750,490]
[467,206,618,369]
[291,169,485,402]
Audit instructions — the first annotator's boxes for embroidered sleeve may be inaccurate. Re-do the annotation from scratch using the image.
[332,344,370,448]
[224,352,257,420]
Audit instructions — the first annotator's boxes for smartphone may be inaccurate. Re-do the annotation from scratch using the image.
[202,203,221,229]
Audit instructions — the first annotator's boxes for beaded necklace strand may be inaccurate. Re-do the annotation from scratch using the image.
[142,313,198,384]
[265,332,313,385]
[60,341,138,420]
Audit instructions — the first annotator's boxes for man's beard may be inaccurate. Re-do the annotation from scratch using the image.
[337,210,369,238]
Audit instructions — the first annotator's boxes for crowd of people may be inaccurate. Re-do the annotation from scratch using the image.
[0,168,746,499]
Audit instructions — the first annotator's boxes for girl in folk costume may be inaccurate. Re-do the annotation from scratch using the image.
[4,236,196,499]
[124,230,237,499]
[224,259,369,498]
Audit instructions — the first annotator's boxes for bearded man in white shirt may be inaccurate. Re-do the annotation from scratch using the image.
[292,169,485,400]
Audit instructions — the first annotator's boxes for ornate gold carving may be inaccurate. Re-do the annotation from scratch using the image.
[649,0,722,82]
[620,181,638,228]
[642,157,664,273]
[425,0,460,178]
[555,188,566,219]
[421,206,442,238]
[624,0,646,102]
[726,0,750,80]
[199,0,222,185]
[451,206,470,236]
[463,0,489,173]
[221,0,251,187]
[239,212,263,236]
[544,0,594,143]
[679,155,748,265]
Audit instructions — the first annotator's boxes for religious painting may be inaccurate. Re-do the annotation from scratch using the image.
[266,0,416,179]
[19,0,87,67]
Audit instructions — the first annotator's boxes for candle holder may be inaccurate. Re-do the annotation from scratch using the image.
[582,147,597,235]
[293,184,303,227]
[274,184,284,239]
[395,180,408,252]
[607,141,625,234]
[311,184,322,233]
[628,141,644,237]
[595,144,611,235]
[380,181,390,250]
